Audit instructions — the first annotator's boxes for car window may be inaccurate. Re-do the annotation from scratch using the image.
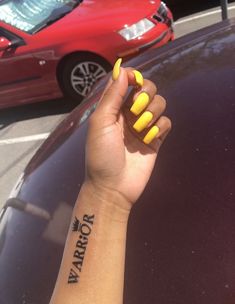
[0,0,82,33]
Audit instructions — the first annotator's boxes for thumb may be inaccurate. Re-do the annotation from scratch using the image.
[96,63,129,119]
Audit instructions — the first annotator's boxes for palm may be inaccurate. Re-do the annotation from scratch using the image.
[86,111,158,204]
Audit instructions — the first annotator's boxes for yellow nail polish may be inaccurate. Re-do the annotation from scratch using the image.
[112,58,122,80]
[143,126,160,144]
[133,111,153,133]
[130,92,150,116]
[133,70,144,87]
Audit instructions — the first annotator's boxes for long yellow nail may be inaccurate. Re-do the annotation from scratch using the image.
[133,111,153,133]
[143,126,160,144]
[133,70,144,87]
[130,92,150,116]
[112,58,122,80]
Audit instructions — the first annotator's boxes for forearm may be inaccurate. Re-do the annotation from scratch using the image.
[50,182,130,304]
[50,63,171,303]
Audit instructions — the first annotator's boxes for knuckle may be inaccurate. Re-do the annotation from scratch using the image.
[143,79,157,95]
[157,95,167,111]
[160,116,172,130]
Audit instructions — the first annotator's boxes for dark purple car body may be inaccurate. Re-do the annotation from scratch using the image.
[0,19,235,304]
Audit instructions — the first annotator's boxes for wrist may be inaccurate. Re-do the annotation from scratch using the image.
[77,181,131,223]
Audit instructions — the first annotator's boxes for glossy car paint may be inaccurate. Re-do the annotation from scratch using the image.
[0,0,173,109]
[0,19,235,303]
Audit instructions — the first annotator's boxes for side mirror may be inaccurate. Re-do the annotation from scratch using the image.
[0,37,11,51]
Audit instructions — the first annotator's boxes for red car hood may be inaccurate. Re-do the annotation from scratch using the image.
[61,0,160,28]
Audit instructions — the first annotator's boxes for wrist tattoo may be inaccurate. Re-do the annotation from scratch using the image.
[68,214,94,284]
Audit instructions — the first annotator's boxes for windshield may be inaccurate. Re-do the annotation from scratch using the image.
[0,0,81,34]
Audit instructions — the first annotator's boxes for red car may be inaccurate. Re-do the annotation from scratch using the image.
[0,0,173,109]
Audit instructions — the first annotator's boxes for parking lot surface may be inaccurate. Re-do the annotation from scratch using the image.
[0,2,235,209]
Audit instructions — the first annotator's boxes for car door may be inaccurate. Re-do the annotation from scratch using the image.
[0,26,43,108]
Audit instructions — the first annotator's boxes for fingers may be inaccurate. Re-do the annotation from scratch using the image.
[93,58,171,148]
[95,66,128,117]
[132,95,166,132]
[123,73,171,148]
[131,112,171,149]
[95,63,139,121]
[93,59,145,128]
[143,116,172,149]
[130,82,158,115]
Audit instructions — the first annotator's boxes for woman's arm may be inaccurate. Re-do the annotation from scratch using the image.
[50,182,130,304]
[50,59,171,304]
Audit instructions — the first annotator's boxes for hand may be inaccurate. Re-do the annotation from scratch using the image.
[85,60,171,210]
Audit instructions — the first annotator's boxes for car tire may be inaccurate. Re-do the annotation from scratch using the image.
[59,54,111,104]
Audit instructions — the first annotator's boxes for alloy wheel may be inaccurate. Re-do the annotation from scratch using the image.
[71,61,107,97]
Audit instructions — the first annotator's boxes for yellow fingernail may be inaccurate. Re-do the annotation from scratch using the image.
[133,111,153,133]
[112,58,122,80]
[133,70,144,87]
[130,92,150,116]
[143,126,160,144]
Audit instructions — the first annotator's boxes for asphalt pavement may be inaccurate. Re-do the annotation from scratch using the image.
[0,2,235,210]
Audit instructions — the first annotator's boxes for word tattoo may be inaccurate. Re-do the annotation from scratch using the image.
[68,214,94,284]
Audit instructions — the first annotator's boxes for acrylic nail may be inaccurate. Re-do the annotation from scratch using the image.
[130,92,150,116]
[143,126,160,144]
[133,111,153,133]
[112,58,122,80]
[133,70,144,87]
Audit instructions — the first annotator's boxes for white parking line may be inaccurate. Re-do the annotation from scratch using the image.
[0,133,50,146]
[175,5,235,25]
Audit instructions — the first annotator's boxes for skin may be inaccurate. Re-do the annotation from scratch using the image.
[50,66,171,304]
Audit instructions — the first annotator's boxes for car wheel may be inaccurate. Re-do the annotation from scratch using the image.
[60,54,111,103]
